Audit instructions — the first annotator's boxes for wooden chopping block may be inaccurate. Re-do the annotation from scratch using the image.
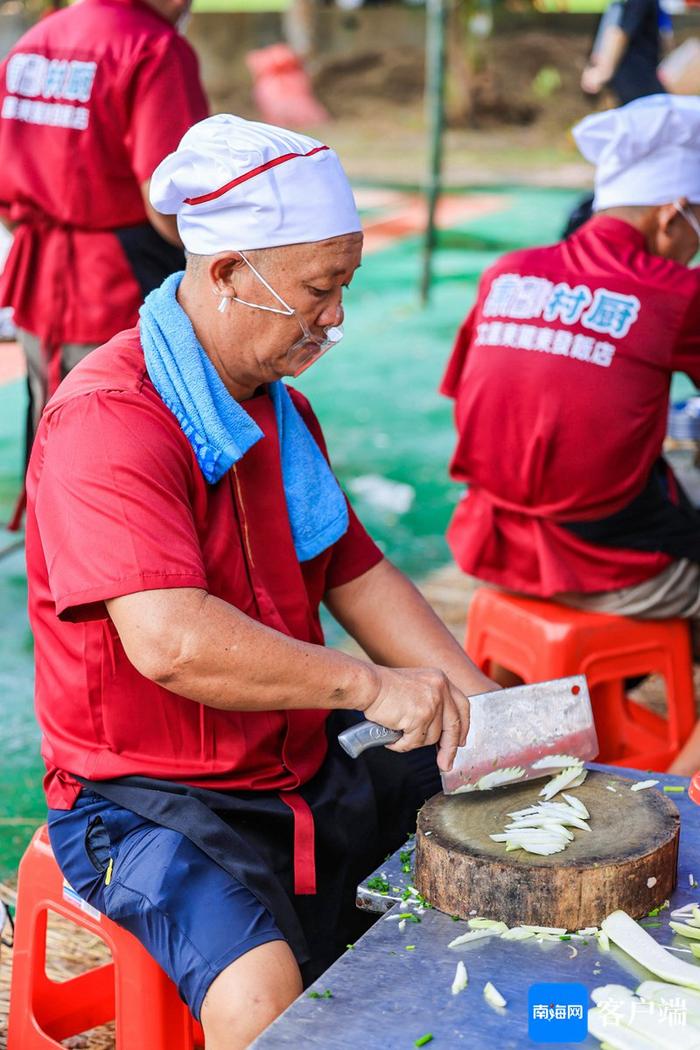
[414,771,679,930]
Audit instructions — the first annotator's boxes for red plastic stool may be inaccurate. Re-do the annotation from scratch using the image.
[8,825,205,1050]
[465,588,697,771]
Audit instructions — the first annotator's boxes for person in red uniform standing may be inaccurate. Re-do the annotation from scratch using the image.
[26,115,495,1049]
[442,94,700,775]
[0,0,208,480]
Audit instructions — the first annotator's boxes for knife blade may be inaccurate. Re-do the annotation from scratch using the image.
[337,675,598,794]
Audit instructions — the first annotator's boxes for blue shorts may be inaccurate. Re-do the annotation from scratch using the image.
[48,791,284,1020]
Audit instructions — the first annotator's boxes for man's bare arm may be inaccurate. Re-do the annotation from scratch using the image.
[325,557,495,700]
[106,583,471,770]
[581,26,629,93]
[141,178,182,247]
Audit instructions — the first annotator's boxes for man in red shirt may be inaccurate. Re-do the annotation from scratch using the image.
[27,116,494,1048]
[0,0,208,464]
[442,94,700,774]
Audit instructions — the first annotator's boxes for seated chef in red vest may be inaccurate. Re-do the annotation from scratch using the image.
[441,94,700,777]
[26,115,495,1050]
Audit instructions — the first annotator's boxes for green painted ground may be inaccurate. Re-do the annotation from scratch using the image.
[1,187,695,878]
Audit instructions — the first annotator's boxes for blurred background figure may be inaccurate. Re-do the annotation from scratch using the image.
[0,0,208,481]
[441,95,700,774]
[581,0,669,103]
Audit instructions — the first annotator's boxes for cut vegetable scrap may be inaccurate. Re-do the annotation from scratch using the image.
[601,910,700,991]
[637,980,700,1015]
[589,1006,676,1050]
[589,982,700,1050]
[567,768,588,788]
[468,918,509,934]
[493,793,591,858]
[670,921,700,941]
[520,925,568,935]
[646,877,657,889]
[448,928,497,949]
[630,780,659,792]
[562,793,590,819]
[483,981,507,1009]
[500,927,536,941]
[540,765,586,801]
[451,960,468,995]
[671,902,700,920]
[531,754,581,770]
[596,929,611,952]
[476,767,526,790]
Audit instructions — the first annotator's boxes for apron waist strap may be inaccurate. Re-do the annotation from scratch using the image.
[279,791,316,895]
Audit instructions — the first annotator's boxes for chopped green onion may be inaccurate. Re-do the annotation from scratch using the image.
[366,876,390,893]
[663,786,685,793]
[405,945,416,950]
[414,1035,433,1047]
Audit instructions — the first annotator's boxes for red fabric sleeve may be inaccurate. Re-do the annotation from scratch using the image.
[124,35,209,185]
[671,284,700,386]
[288,386,384,589]
[34,392,208,621]
[440,303,477,398]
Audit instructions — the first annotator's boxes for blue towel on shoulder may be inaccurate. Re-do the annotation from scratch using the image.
[139,272,348,562]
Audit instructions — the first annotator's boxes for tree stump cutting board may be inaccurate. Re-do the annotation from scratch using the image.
[414,771,680,930]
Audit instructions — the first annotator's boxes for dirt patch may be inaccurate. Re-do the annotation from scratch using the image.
[312,29,593,133]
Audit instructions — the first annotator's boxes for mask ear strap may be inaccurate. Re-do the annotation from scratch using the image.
[236,252,295,317]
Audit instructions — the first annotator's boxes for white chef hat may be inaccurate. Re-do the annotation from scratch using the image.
[150,114,362,254]
[572,94,700,211]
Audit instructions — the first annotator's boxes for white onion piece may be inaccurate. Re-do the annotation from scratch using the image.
[451,960,468,995]
[448,929,498,948]
[468,919,509,934]
[483,981,507,1009]
[602,910,700,991]
[562,793,590,819]
[540,766,586,801]
[476,767,526,790]
[500,927,536,941]
[531,754,582,769]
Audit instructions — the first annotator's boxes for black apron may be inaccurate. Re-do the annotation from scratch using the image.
[561,458,700,563]
[76,712,441,985]
[113,222,185,300]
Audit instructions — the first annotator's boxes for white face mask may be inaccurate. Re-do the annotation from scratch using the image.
[229,253,344,377]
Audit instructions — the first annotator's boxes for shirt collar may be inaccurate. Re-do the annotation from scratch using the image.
[580,214,648,251]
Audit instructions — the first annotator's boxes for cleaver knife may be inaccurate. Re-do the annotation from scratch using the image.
[337,675,598,794]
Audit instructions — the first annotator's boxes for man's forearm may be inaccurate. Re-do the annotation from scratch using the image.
[595,25,628,81]
[106,587,379,712]
[325,559,495,698]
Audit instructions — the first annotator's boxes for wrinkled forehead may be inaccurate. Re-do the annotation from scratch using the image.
[262,233,363,279]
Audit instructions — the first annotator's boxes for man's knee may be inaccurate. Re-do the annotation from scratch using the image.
[200,940,302,1048]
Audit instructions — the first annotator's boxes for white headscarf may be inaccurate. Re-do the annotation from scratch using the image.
[150,114,362,253]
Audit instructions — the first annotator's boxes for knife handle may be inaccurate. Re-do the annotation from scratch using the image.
[338,721,403,758]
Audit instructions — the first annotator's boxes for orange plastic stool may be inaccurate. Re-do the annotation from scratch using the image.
[8,825,205,1050]
[465,588,697,771]
[691,772,700,805]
